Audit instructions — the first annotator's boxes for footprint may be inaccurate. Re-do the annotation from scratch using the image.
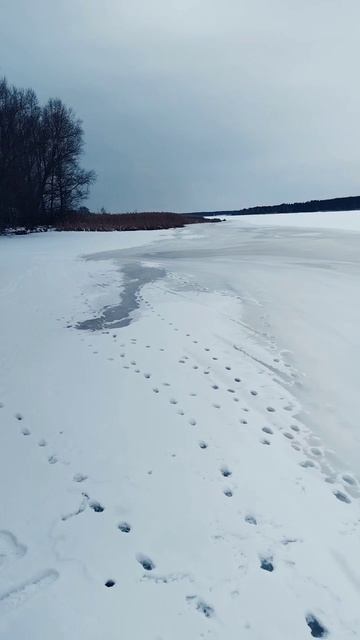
[186,595,215,619]
[38,439,47,447]
[212,403,221,409]
[284,432,294,440]
[73,473,88,483]
[240,419,248,424]
[212,385,219,390]
[220,466,232,477]
[261,439,271,446]
[199,441,208,449]
[267,407,275,413]
[300,460,315,468]
[105,579,116,588]
[21,428,31,436]
[225,366,231,371]
[306,614,328,638]
[153,388,159,394]
[15,413,23,421]
[342,474,356,486]
[234,378,241,383]
[262,427,273,435]
[118,522,131,533]
[144,373,151,379]
[250,390,258,396]
[333,490,351,504]
[291,424,300,432]
[310,447,322,456]
[136,553,155,571]
[48,455,58,465]
[169,398,178,405]
[227,389,235,394]
[223,488,233,497]
[245,515,257,525]
[189,419,197,426]
[89,500,105,512]
[260,557,274,572]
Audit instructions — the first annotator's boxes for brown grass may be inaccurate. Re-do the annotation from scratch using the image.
[55,212,213,232]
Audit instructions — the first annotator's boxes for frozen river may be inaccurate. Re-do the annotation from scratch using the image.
[0,212,359,639]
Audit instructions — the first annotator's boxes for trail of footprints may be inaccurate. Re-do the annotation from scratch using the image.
[1,289,356,631]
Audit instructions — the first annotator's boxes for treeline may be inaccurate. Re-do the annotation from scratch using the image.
[234,195,360,215]
[0,78,95,231]
[191,195,360,217]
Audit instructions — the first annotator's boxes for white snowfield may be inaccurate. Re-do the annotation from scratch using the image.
[0,212,359,639]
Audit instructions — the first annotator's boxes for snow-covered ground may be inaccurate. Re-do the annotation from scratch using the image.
[0,212,359,639]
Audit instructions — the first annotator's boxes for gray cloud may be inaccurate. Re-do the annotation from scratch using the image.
[1,0,360,211]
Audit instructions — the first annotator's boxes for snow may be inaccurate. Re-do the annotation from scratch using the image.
[0,214,359,639]
[228,209,360,231]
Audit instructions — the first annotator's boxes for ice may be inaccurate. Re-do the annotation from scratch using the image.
[0,213,359,639]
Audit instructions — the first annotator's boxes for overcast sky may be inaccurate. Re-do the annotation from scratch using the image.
[1,0,360,212]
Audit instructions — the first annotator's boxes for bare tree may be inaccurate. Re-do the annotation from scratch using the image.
[0,78,95,231]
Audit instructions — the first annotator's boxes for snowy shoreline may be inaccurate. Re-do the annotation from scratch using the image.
[0,214,359,639]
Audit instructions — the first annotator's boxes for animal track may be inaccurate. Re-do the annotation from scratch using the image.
[333,490,351,504]
[21,428,30,436]
[223,488,233,497]
[105,579,116,588]
[262,427,273,435]
[199,441,208,449]
[73,473,88,483]
[260,557,274,572]
[300,460,315,468]
[15,413,23,421]
[89,500,105,512]
[118,522,131,533]
[186,595,215,618]
[220,466,232,477]
[136,553,155,571]
[38,439,47,447]
[245,515,257,525]
[48,455,58,464]
[267,406,275,413]
[189,419,197,426]
[306,614,328,638]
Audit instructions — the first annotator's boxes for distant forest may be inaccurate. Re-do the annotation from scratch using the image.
[192,195,360,217]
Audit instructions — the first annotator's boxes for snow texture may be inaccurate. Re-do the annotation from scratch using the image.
[0,213,360,639]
